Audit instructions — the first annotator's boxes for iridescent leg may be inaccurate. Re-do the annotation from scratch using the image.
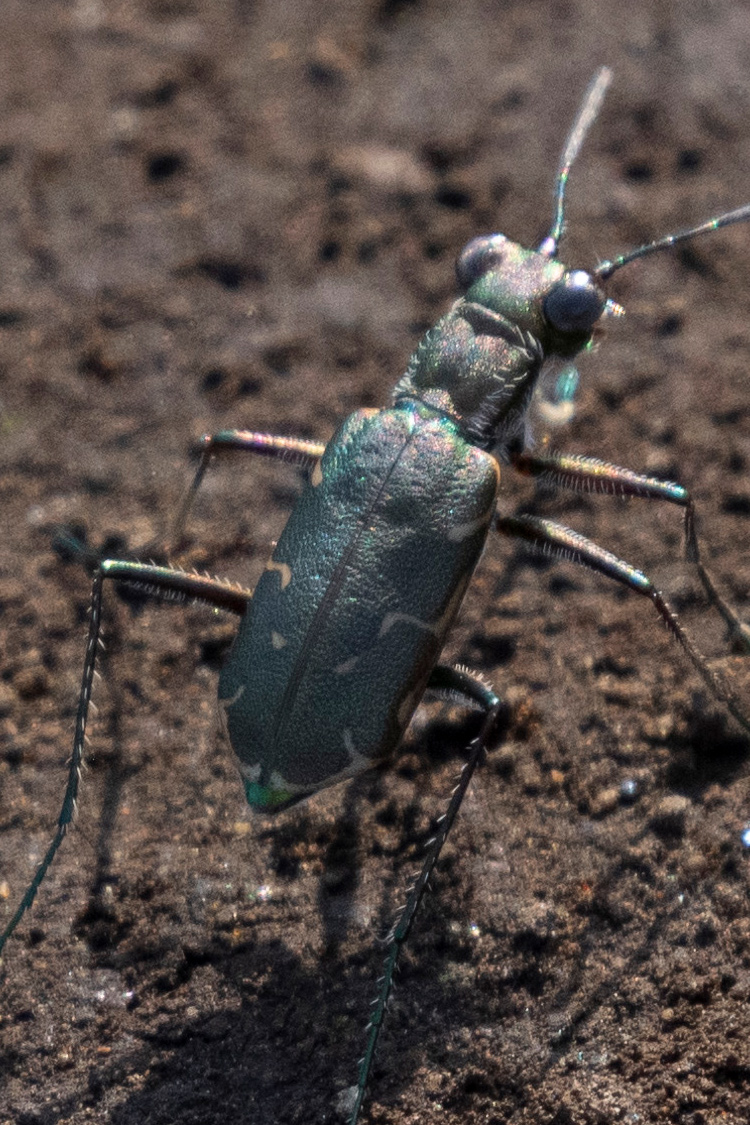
[350,664,503,1125]
[512,450,750,650]
[172,430,325,547]
[496,512,750,736]
[0,561,251,956]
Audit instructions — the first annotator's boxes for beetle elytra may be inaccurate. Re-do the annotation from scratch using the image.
[2,68,750,1124]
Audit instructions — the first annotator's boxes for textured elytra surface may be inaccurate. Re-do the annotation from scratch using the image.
[221,401,499,800]
[1,3,750,1124]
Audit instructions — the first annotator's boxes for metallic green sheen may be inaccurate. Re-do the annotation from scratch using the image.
[244,780,295,811]
[219,400,499,810]
[465,239,566,343]
[392,241,590,448]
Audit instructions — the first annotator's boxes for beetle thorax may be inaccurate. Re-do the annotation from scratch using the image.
[392,301,544,450]
[393,237,606,452]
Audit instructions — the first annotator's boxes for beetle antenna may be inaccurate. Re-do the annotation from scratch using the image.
[538,66,612,259]
[594,202,750,280]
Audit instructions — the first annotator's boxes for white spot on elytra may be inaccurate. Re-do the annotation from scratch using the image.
[239,761,262,783]
[378,611,438,639]
[343,728,369,771]
[334,655,359,674]
[265,559,292,589]
[219,685,244,710]
[271,631,287,650]
[218,685,244,739]
[267,770,303,799]
[447,512,492,542]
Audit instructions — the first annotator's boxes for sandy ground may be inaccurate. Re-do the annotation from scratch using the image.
[1,2,750,1123]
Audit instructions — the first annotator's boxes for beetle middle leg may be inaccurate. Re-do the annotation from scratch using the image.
[496,511,750,736]
[512,449,750,651]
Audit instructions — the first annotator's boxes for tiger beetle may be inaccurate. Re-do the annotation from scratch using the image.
[2,67,750,1123]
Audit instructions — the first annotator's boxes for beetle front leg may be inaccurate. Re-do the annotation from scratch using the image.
[172,429,326,548]
[496,512,750,737]
[351,665,502,1125]
[512,449,750,651]
[0,560,251,958]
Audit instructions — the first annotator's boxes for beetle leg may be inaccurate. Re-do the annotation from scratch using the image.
[512,449,750,651]
[0,561,251,958]
[97,558,252,615]
[351,665,501,1125]
[172,429,326,548]
[496,512,750,737]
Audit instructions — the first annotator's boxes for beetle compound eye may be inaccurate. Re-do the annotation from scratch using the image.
[543,270,606,334]
[456,234,508,290]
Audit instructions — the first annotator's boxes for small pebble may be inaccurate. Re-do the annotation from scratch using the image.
[590,787,619,817]
[619,778,639,803]
[649,794,690,835]
[13,665,50,700]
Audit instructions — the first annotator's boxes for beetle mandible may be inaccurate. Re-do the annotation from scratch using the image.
[2,68,750,1124]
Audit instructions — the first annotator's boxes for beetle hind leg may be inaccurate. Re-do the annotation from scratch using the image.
[349,664,502,1125]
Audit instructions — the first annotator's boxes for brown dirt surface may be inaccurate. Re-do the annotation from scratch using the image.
[1,3,750,1124]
